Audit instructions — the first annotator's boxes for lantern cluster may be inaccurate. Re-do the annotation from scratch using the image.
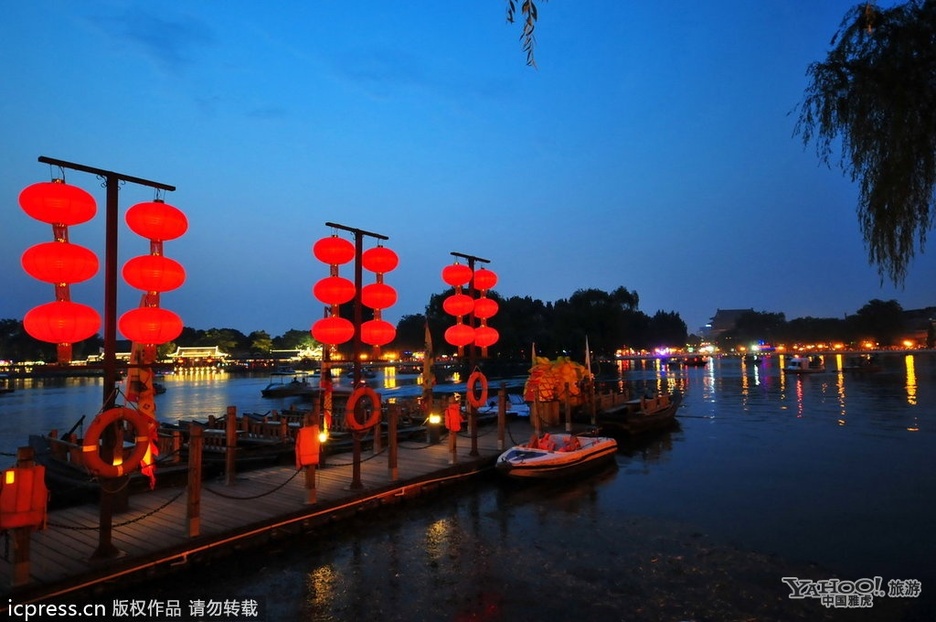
[119,200,187,357]
[440,262,500,352]
[311,235,355,345]
[360,245,398,347]
[19,180,101,363]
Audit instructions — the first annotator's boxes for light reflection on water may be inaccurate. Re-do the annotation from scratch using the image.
[2,354,934,618]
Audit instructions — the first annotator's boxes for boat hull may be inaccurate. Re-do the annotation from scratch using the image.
[592,393,681,436]
[495,434,617,479]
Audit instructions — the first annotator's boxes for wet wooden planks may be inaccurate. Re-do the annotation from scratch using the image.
[0,423,518,604]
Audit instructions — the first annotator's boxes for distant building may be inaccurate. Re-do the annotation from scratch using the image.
[167,346,229,365]
[902,306,936,346]
[704,308,753,341]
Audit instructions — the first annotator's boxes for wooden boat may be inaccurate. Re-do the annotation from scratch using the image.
[495,432,617,479]
[593,392,681,436]
[783,355,825,374]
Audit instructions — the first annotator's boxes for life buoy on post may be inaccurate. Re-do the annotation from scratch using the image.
[81,407,150,478]
[345,387,380,431]
[466,371,488,409]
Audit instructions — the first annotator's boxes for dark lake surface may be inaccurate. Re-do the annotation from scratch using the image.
[1,353,933,620]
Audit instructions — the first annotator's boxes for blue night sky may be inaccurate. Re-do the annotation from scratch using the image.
[2,1,933,338]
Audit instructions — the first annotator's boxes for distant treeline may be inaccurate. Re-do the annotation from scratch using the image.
[2,293,932,365]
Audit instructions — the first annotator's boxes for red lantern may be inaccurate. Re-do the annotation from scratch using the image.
[443,293,474,317]
[362,246,399,273]
[312,316,354,345]
[361,283,397,309]
[360,319,396,346]
[126,201,188,241]
[313,276,356,305]
[119,307,183,344]
[122,255,186,292]
[23,301,100,344]
[441,263,472,287]
[444,324,475,347]
[313,236,355,265]
[474,326,499,348]
[21,242,98,284]
[473,268,498,291]
[472,297,499,320]
[19,181,96,226]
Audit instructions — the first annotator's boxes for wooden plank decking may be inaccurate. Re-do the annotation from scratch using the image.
[1,421,525,606]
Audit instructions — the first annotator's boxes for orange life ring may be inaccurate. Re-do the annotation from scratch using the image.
[466,371,488,409]
[81,407,151,478]
[345,387,380,431]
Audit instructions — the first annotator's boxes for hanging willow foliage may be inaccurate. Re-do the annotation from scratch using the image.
[506,0,545,68]
[795,0,936,285]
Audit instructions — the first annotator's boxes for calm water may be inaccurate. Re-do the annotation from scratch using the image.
[1,354,933,620]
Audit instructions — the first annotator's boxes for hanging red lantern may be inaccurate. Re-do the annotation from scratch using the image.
[23,301,100,344]
[441,263,472,287]
[118,307,183,344]
[122,255,186,292]
[473,268,498,291]
[312,316,354,345]
[19,181,97,226]
[313,236,355,265]
[360,319,396,346]
[472,297,499,320]
[444,324,475,347]
[474,325,499,348]
[21,242,98,284]
[362,246,399,273]
[126,201,188,241]
[443,293,474,317]
[361,283,397,309]
[313,276,356,305]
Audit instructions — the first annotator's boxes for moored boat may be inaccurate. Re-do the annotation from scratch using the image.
[783,355,825,374]
[261,369,315,398]
[495,432,617,479]
[843,354,882,373]
[593,392,681,436]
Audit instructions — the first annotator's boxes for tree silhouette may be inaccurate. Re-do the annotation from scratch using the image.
[796,0,936,285]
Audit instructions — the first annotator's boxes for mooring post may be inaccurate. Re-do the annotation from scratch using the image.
[11,447,35,587]
[497,385,506,451]
[225,406,237,486]
[388,403,399,481]
[186,424,203,537]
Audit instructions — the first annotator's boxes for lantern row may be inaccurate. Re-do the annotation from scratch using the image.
[310,235,399,347]
[19,180,187,362]
[441,262,500,349]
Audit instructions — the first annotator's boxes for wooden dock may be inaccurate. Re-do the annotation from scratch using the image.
[1,419,527,607]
